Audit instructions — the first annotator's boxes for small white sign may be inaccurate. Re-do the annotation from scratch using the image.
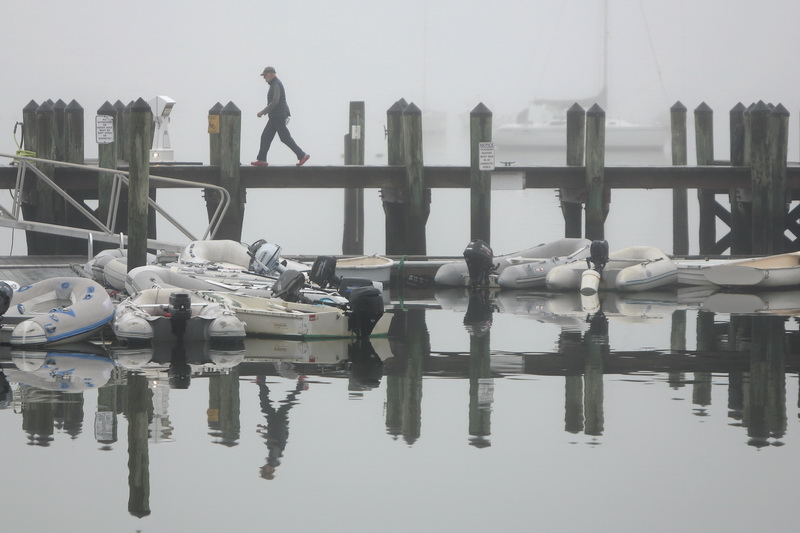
[479,141,495,171]
[351,124,362,140]
[96,115,114,144]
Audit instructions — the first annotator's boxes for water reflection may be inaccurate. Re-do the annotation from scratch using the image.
[0,290,799,521]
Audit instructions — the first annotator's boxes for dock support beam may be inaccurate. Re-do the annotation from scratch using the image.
[469,102,492,244]
[670,101,689,255]
[343,101,365,254]
[584,104,606,240]
[127,98,152,270]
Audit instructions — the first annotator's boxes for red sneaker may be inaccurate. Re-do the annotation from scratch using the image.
[296,154,310,166]
[251,160,268,167]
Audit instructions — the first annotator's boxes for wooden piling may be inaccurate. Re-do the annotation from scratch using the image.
[60,99,88,254]
[694,102,715,254]
[383,100,407,255]
[670,101,689,255]
[29,101,58,254]
[769,104,789,253]
[114,100,127,162]
[127,98,152,270]
[343,101,365,254]
[97,101,118,229]
[204,102,223,223]
[584,103,606,240]
[469,102,492,244]
[53,99,67,161]
[65,100,84,164]
[749,100,771,255]
[216,101,244,241]
[402,102,427,255]
[729,102,751,254]
[562,102,585,238]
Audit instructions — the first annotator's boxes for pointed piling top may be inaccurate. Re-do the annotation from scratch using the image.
[402,102,421,115]
[208,102,223,115]
[387,100,407,115]
[772,103,790,117]
[221,101,240,115]
[694,102,713,114]
[751,100,771,115]
[470,102,492,116]
[36,101,54,114]
[97,101,117,115]
[671,101,686,112]
[23,99,38,112]
[730,102,746,114]
[130,97,152,113]
[114,100,126,111]
[53,99,67,112]
[586,103,605,116]
[66,99,83,112]
[567,102,585,114]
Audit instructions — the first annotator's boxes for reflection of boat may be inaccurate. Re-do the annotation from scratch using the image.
[242,336,393,364]
[3,278,114,346]
[112,288,246,343]
[435,238,591,288]
[700,290,800,315]
[546,246,678,292]
[199,290,391,339]
[5,349,115,391]
[702,252,800,289]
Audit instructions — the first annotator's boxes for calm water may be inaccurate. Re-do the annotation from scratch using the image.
[1,288,798,533]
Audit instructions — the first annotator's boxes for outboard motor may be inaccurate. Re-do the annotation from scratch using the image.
[0,281,14,318]
[347,286,385,338]
[463,239,495,288]
[168,292,193,339]
[308,255,339,288]
[272,270,307,302]
[587,240,609,273]
[338,277,374,299]
[249,240,285,276]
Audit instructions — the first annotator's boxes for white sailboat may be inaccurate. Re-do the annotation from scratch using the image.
[494,0,669,165]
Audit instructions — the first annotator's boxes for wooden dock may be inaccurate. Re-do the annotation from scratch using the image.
[2,98,798,263]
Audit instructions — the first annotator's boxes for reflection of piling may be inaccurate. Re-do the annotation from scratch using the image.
[384,308,428,444]
[745,316,786,448]
[468,326,492,448]
[22,390,55,446]
[125,373,153,518]
[584,312,607,436]
[208,368,241,446]
[669,309,687,388]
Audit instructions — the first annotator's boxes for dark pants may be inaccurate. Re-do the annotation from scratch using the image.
[257,116,305,161]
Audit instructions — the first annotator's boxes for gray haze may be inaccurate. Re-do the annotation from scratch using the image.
[2,0,799,255]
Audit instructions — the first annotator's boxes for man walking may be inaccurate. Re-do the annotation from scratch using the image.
[251,66,310,167]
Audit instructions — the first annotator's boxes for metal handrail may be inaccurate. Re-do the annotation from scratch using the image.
[0,152,230,248]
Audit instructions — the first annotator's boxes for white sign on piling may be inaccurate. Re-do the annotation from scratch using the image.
[96,115,114,144]
[479,141,495,171]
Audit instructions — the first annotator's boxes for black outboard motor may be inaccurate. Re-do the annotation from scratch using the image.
[308,255,339,288]
[272,270,307,302]
[347,286,385,338]
[338,277,374,299]
[0,281,14,319]
[587,240,609,273]
[168,292,193,339]
[463,239,495,288]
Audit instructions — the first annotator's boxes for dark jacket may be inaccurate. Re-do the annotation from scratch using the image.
[262,77,291,118]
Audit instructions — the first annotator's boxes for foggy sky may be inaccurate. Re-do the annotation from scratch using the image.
[1,0,798,255]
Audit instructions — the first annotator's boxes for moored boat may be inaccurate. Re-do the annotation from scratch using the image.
[702,252,800,289]
[435,238,592,288]
[199,285,389,339]
[112,287,246,344]
[2,278,114,346]
[546,246,678,292]
[334,254,394,284]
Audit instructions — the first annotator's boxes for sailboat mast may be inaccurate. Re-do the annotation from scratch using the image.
[600,0,609,110]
